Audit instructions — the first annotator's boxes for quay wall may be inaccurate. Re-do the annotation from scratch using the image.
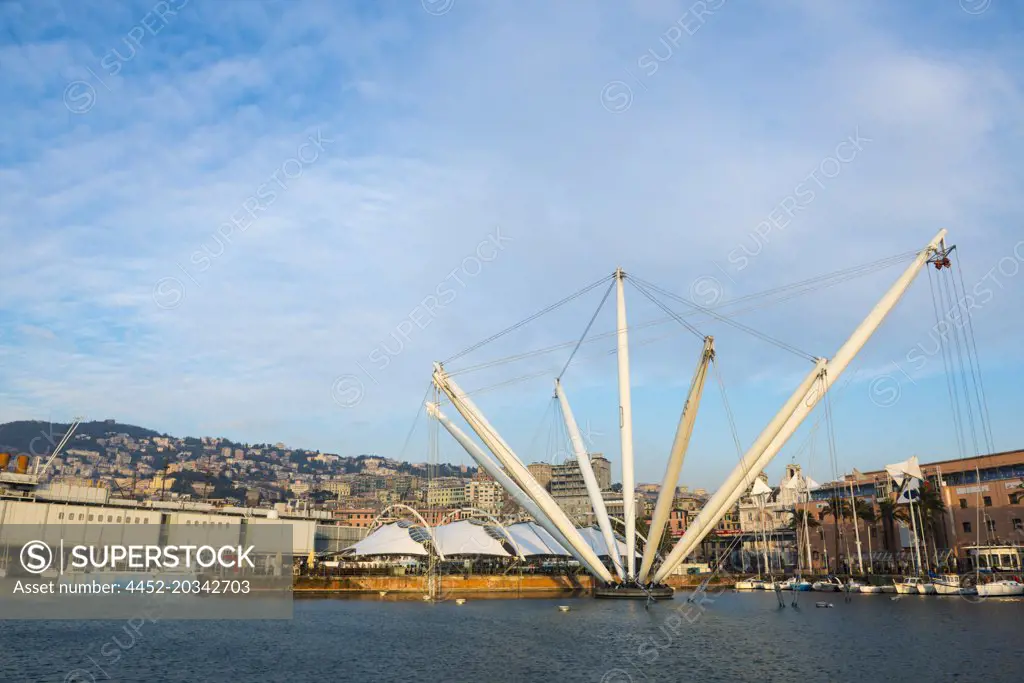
[293,574,729,594]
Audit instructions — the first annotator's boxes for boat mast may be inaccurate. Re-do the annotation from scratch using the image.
[760,497,770,579]
[803,479,813,574]
[916,496,930,575]
[653,229,948,584]
[907,485,923,576]
[614,267,638,580]
[849,478,864,575]
[975,465,982,578]
[554,379,625,580]
[637,337,714,583]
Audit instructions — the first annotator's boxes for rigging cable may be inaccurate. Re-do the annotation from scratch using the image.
[939,263,982,458]
[400,381,436,463]
[626,277,706,341]
[954,253,996,453]
[927,267,968,460]
[443,273,614,364]
[446,251,916,377]
[629,275,818,362]
[557,279,615,381]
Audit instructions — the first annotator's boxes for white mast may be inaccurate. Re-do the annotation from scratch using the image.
[652,359,825,582]
[916,497,930,574]
[426,402,609,577]
[554,379,625,580]
[849,478,864,575]
[638,336,714,583]
[653,229,947,583]
[431,364,616,584]
[614,267,638,580]
[802,493,813,575]
[907,489,923,575]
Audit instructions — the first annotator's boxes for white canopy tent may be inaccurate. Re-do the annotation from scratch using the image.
[577,526,637,560]
[433,520,512,558]
[346,522,428,557]
[506,522,571,557]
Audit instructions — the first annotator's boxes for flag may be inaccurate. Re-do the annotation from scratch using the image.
[896,477,921,504]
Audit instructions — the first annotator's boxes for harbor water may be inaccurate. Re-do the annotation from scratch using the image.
[3,591,1020,682]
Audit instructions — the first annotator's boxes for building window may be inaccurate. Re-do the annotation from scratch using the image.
[959,499,968,509]
[116,517,122,523]
[1013,518,1022,531]
[963,521,972,533]
[983,497,992,507]
[79,514,85,521]
[88,514,94,521]
[58,513,64,520]
[986,519,997,533]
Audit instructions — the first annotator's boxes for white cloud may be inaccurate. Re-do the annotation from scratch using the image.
[0,0,1021,485]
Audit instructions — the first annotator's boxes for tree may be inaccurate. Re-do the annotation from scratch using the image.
[855,499,877,571]
[877,498,909,560]
[917,482,948,561]
[822,496,851,572]
[788,508,821,531]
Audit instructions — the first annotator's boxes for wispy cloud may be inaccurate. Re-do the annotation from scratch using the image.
[0,0,1021,485]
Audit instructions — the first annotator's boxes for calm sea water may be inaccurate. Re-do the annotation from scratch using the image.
[3,591,1020,682]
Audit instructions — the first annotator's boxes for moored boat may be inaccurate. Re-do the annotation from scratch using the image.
[976,579,1024,597]
[916,582,937,595]
[894,577,925,594]
[812,576,843,592]
[933,574,974,595]
[735,579,762,590]
[859,584,884,594]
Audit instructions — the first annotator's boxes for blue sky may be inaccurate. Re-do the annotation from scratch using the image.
[1,0,1022,489]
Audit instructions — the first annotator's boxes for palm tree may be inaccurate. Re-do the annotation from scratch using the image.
[788,509,821,531]
[854,499,877,572]
[917,482,947,565]
[822,496,851,572]
[877,498,910,569]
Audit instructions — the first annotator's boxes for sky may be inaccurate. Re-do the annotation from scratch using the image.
[1,0,1022,490]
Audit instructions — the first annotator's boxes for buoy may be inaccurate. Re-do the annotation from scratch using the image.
[815,601,833,608]
[379,591,388,597]
[455,598,466,605]
[422,595,432,601]
[558,605,571,612]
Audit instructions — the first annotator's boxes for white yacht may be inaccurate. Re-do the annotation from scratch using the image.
[859,583,884,594]
[976,579,1024,597]
[916,581,937,595]
[735,579,763,590]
